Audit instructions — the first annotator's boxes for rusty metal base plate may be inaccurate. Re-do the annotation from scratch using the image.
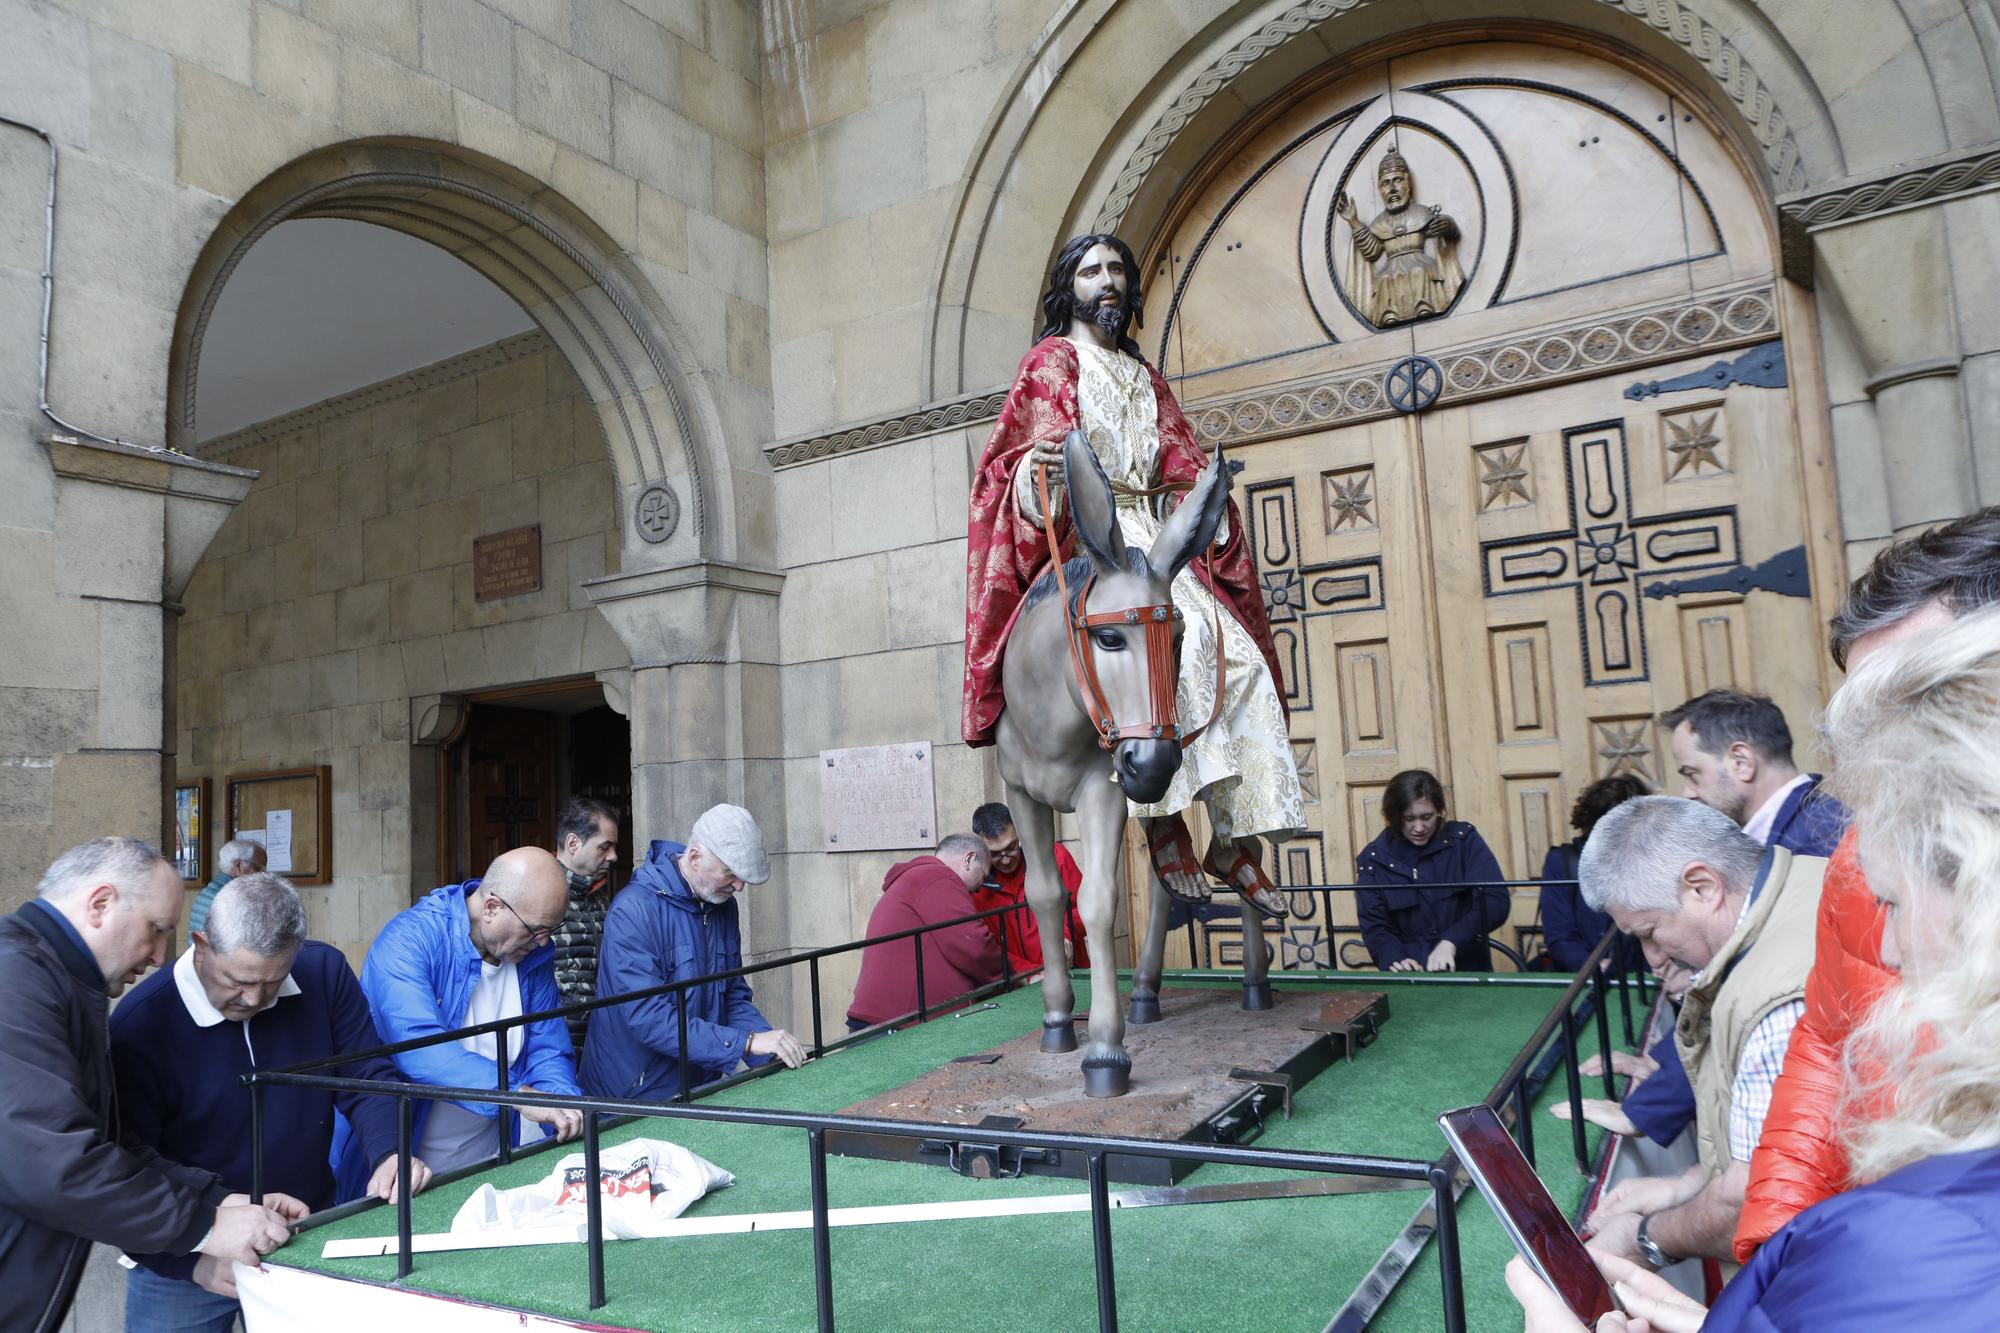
[827,988,1389,1185]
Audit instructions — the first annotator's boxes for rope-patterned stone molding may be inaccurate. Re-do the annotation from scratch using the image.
[765,390,1010,470]
[1783,149,2000,228]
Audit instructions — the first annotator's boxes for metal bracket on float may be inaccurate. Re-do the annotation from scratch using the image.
[1227,1068,1295,1120]
[916,1116,1061,1180]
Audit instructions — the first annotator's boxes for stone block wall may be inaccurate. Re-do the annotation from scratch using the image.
[175,332,626,964]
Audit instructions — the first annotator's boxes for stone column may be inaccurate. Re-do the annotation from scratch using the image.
[1811,208,1975,538]
[584,560,790,1012]
[35,437,254,898]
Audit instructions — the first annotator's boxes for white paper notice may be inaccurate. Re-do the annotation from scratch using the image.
[265,809,294,874]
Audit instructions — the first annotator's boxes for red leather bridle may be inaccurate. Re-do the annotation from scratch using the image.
[1037,463,1224,750]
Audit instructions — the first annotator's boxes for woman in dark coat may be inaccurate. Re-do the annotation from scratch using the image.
[1537,774,1650,974]
[1354,770,1509,972]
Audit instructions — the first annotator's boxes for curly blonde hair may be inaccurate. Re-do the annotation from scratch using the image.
[1825,604,2000,1180]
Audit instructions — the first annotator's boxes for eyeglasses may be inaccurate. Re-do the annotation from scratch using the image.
[496,895,560,944]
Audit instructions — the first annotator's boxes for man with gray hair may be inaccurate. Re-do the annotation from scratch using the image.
[0,838,296,1330]
[1576,797,1826,1272]
[188,836,267,946]
[583,804,808,1101]
[846,833,1003,1031]
[112,871,431,1322]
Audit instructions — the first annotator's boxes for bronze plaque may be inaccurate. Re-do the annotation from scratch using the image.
[473,525,542,602]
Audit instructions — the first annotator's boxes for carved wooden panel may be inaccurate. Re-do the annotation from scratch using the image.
[1323,466,1378,532]
[1347,782,1387,872]
[1591,716,1663,785]
[1489,622,1556,743]
[1337,640,1397,755]
[1504,773,1567,888]
[1475,438,1534,511]
[1662,402,1729,479]
[1292,741,1319,803]
[1679,596,1752,695]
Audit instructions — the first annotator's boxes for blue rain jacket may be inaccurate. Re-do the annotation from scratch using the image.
[1354,822,1510,970]
[580,841,774,1102]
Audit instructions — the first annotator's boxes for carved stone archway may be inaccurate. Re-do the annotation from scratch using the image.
[169,139,731,570]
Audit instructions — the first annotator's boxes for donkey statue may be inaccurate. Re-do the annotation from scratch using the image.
[995,431,1271,1098]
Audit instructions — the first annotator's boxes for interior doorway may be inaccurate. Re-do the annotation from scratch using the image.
[441,679,634,889]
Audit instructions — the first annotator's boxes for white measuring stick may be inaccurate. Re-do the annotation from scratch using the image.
[320,1192,1107,1258]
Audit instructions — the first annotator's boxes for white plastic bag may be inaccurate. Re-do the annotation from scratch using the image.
[451,1137,733,1240]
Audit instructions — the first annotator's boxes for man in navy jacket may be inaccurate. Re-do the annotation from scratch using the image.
[112,872,428,1324]
[583,804,806,1101]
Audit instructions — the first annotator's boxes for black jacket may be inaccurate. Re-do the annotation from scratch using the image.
[1354,822,1510,971]
[552,879,609,1050]
[0,903,226,1331]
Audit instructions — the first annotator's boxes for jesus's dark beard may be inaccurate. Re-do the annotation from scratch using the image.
[1088,291,1132,341]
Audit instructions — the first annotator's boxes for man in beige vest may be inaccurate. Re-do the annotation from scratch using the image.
[1575,797,1824,1271]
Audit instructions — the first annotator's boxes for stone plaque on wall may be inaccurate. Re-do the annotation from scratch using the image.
[819,742,936,852]
[473,525,542,601]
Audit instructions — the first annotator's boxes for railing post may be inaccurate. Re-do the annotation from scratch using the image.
[1088,1151,1118,1333]
[1000,905,1014,988]
[495,1039,513,1165]
[1513,1078,1535,1169]
[584,1112,606,1310]
[913,934,927,1022]
[1561,1003,1589,1174]
[1618,962,1635,1046]
[809,956,825,1058]
[809,1128,834,1333]
[249,1082,265,1205]
[1432,1164,1467,1333]
[1590,966,1615,1098]
[396,1096,415,1279]
[678,986,693,1104]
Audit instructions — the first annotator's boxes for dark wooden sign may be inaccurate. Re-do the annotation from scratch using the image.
[473,525,542,602]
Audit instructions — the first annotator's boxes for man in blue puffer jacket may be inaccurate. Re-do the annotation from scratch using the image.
[333,847,583,1197]
[582,804,806,1102]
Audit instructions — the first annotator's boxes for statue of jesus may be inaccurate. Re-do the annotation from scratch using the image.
[1334,146,1464,326]
[962,233,1305,920]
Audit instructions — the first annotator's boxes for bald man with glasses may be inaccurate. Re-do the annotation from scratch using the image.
[335,848,585,1194]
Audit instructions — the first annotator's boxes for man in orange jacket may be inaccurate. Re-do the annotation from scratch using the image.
[1733,508,2000,1261]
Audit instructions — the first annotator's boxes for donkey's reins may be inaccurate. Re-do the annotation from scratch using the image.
[1035,459,1225,750]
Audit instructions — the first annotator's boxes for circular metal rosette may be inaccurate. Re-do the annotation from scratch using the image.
[1383,354,1444,413]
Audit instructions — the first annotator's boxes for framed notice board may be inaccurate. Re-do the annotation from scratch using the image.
[227,765,333,885]
[173,778,209,886]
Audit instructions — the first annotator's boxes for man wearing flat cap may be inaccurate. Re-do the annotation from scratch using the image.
[582,804,806,1100]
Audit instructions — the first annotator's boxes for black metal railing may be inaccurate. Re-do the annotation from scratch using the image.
[245,899,1640,1333]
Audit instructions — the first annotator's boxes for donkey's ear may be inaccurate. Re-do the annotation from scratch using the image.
[1149,452,1228,583]
[1062,431,1126,571]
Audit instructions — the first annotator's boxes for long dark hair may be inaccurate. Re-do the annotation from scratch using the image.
[1037,233,1146,359]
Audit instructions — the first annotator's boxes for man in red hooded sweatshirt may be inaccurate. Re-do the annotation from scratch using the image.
[961,232,1302,920]
[847,835,1005,1030]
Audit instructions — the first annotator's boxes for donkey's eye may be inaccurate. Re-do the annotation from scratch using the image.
[1090,629,1126,651]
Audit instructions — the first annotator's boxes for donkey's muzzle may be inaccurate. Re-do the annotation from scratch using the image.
[1116,739,1181,804]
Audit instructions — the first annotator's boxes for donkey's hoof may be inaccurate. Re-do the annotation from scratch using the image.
[1082,1055,1131,1099]
[1241,980,1274,1011]
[1128,993,1162,1025]
[1039,1018,1079,1054]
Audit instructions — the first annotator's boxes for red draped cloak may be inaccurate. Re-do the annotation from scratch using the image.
[960,335,1286,747]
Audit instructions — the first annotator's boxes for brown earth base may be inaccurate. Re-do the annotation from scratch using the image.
[828,987,1388,1184]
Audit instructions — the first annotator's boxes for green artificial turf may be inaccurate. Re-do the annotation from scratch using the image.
[279,974,1620,1330]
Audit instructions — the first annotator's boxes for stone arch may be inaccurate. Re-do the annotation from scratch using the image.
[169,139,728,568]
[926,0,1979,397]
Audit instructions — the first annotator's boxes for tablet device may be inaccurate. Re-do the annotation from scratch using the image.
[1438,1103,1618,1324]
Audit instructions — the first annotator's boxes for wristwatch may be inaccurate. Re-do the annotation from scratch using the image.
[1636,1214,1673,1270]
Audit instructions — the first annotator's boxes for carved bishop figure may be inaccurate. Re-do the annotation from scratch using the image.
[1335,146,1465,326]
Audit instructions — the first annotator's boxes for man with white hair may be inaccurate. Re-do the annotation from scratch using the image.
[1578,798,1826,1271]
[0,838,295,1330]
[188,836,267,946]
[112,871,431,1324]
[583,804,808,1101]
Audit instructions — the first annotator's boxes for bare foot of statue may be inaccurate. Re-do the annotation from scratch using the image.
[1145,815,1212,904]
[1201,839,1290,922]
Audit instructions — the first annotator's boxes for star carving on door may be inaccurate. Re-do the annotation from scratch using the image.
[1324,469,1376,531]
[1595,720,1655,780]
[1478,442,1532,509]
[1665,411,1724,477]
